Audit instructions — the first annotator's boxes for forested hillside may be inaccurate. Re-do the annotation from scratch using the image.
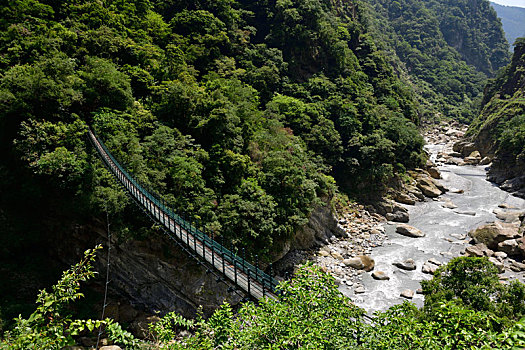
[0,0,427,259]
[362,0,510,122]
[3,0,525,348]
[468,38,525,198]
[0,0,430,327]
[491,2,525,47]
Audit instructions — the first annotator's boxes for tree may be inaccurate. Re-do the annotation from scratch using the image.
[81,57,133,112]
[421,257,525,322]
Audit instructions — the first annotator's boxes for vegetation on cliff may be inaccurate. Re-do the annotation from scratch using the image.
[0,0,427,271]
[468,38,525,196]
[0,0,427,328]
[362,0,510,122]
[2,251,525,349]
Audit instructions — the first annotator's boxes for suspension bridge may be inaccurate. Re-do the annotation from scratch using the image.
[88,128,278,300]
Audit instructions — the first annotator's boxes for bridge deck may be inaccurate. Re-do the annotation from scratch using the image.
[88,129,276,300]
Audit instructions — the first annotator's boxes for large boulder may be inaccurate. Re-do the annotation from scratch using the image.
[359,255,375,272]
[343,258,364,269]
[372,271,390,280]
[396,224,425,238]
[375,200,409,222]
[418,180,442,197]
[393,191,416,205]
[406,185,425,200]
[427,167,441,179]
[400,289,414,299]
[411,173,446,198]
[393,259,416,271]
[453,141,477,157]
[468,222,521,250]
[465,243,491,257]
[498,239,520,256]
[465,150,482,165]
[386,210,409,223]
[344,255,375,272]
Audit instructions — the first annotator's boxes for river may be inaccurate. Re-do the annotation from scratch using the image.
[340,142,525,313]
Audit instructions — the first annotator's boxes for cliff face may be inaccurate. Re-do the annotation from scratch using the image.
[469,38,525,198]
[431,0,510,75]
[55,220,242,319]
[52,202,342,318]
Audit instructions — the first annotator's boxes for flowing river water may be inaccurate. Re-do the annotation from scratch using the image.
[340,142,525,313]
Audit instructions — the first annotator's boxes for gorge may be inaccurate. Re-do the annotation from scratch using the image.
[2,0,525,348]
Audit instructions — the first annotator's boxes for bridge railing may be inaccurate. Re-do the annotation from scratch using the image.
[89,128,278,295]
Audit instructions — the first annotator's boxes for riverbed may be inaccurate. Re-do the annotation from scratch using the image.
[341,142,525,313]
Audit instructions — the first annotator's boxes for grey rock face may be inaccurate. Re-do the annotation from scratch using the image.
[291,204,345,251]
[55,223,241,319]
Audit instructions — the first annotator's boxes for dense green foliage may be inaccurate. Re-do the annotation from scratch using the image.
[362,0,510,122]
[422,257,525,322]
[0,0,428,264]
[3,253,525,349]
[1,246,106,349]
[469,38,525,165]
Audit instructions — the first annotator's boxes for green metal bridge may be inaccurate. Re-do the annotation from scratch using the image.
[88,129,278,300]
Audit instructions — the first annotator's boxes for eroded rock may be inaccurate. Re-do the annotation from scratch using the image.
[396,224,425,238]
[372,271,390,280]
[393,259,416,271]
[469,222,520,250]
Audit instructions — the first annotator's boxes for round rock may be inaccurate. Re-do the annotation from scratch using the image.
[400,289,414,299]
[372,271,390,280]
[396,224,425,238]
[393,259,417,271]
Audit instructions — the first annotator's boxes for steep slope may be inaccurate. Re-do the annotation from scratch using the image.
[491,2,525,47]
[362,0,510,122]
[469,38,525,198]
[0,0,425,321]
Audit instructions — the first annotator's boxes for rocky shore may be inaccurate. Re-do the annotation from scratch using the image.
[427,121,525,278]
[428,121,525,199]
[303,123,456,298]
[305,120,525,307]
